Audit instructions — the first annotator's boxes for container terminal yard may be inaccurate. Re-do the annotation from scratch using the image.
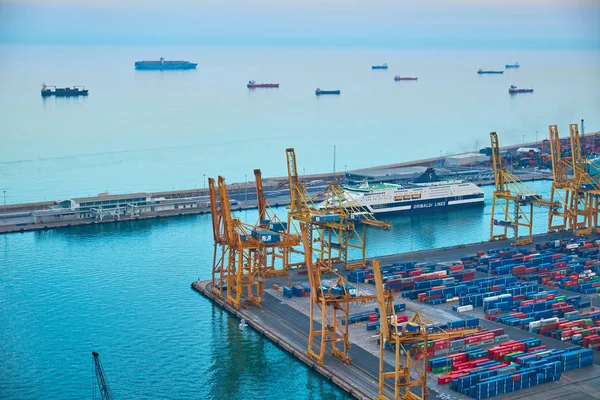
[191,125,600,400]
[9,132,600,235]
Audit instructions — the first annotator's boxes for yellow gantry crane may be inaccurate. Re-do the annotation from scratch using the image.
[489,131,558,245]
[254,168,295,277]
[209,175,300,309]
[548,123,600,235]
[372,260,481,400]
[300,222,378,366]
[286,148,390,270]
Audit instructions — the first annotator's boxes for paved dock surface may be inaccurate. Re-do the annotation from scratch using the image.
[194,232,600,400]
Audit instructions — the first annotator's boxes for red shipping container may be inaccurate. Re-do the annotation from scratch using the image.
[473,358,491,365]
[450,265,464,271]
[368,315,379,322]
[488,362,509,370]
[527,345,547,352]
[397,315,408,323]
[489,328,505,336]
[551,254,562,260]
[514,294,526,301]
[512,266,527,275]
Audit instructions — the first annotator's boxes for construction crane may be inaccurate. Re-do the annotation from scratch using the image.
[548,124,600,235]
[489,131,558,245]
[209,175,300,309]
[372,260,481,400]
[300,222,378,366]
[286,148,390,270]
[92,352,111,400]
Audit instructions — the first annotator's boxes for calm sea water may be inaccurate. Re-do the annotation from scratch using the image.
[0,45,598,203]
[0,44,597,399]
[1,180,553,399]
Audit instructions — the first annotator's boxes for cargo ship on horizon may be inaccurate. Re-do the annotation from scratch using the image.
[509,85,534,94]
[505,62,520,69]
[372,63,388,70]
[134,57,197,70]
[394,76,418,81]
[41,83,88,97]
[315,88,340,95]
[247,80,279,88]
[321,168,484,215]
[477,69,504,74]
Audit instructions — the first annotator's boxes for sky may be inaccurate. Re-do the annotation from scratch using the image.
[0,0,599,48]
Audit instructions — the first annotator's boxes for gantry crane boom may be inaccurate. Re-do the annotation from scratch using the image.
[210,175,300,309]
[209,177,226,298]
[489,131,558,245]
[286,148,390,270]
[92,352,111,400]
[372,260,481,400]
[548,124,572,232]
[301,222,378,366]
[548,123,600,235]
[254,168,267,222]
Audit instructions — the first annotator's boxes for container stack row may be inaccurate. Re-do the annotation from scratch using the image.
[429,337,594,399]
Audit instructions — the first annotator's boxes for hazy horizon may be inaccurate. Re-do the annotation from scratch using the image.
[1,0,599,48]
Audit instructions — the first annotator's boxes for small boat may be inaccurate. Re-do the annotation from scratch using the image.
[505,62,520,69]
[394,76,418,81]
[41,83,88,97]
[477,69,504,74]
[509,85,533,94]
[247,80,280,88]
[315,88,340,95]
[239,319,248,330]
[372,63,388,70]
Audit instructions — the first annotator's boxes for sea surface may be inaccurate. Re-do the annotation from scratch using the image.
[0,44,598,399]
[1,179,554,399]
[0,45,598,203]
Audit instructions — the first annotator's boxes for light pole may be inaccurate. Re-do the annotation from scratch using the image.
[475,141,478,152]
[536,130,538,143]
[203,174,206,190]
[522,134,525,144]
[245,174,248,202]
[2,190,6,223]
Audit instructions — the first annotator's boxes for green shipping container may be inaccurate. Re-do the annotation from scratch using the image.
[432,366,451,374]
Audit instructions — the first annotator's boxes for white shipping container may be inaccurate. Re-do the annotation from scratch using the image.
[457,305,474,313]
[529,321,542,329]
[566,243,579,249]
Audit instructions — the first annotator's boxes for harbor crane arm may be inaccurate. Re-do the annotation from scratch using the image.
[92,352,111,400]
[208,177,221,243]
[300,222,378,366]
[254,169,267,222]
[372,260,480,400]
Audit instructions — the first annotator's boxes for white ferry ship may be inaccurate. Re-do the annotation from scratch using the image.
[330,169,484,215]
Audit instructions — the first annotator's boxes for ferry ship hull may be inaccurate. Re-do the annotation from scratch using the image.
[364,195,484,216]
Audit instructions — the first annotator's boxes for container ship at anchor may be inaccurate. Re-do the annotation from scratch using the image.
[41,83,88,97]
[247,81,279,88]
[321,168,484,215]
[134,57,197,70]
[394,76,418,81]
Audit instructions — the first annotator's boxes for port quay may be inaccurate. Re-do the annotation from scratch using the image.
[0,139,556,235]
[5,135,600,400]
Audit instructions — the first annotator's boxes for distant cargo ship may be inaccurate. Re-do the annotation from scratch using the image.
[321,168,484,215]
[509,85,533,94]
[394,76,418,81]
[372,63,388,70]
[505,62,520,69]
[315,88,340,95]
[41,83,88,97]
[477,69,504,74]
[247,80,279,88]
[134,57,197,70]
